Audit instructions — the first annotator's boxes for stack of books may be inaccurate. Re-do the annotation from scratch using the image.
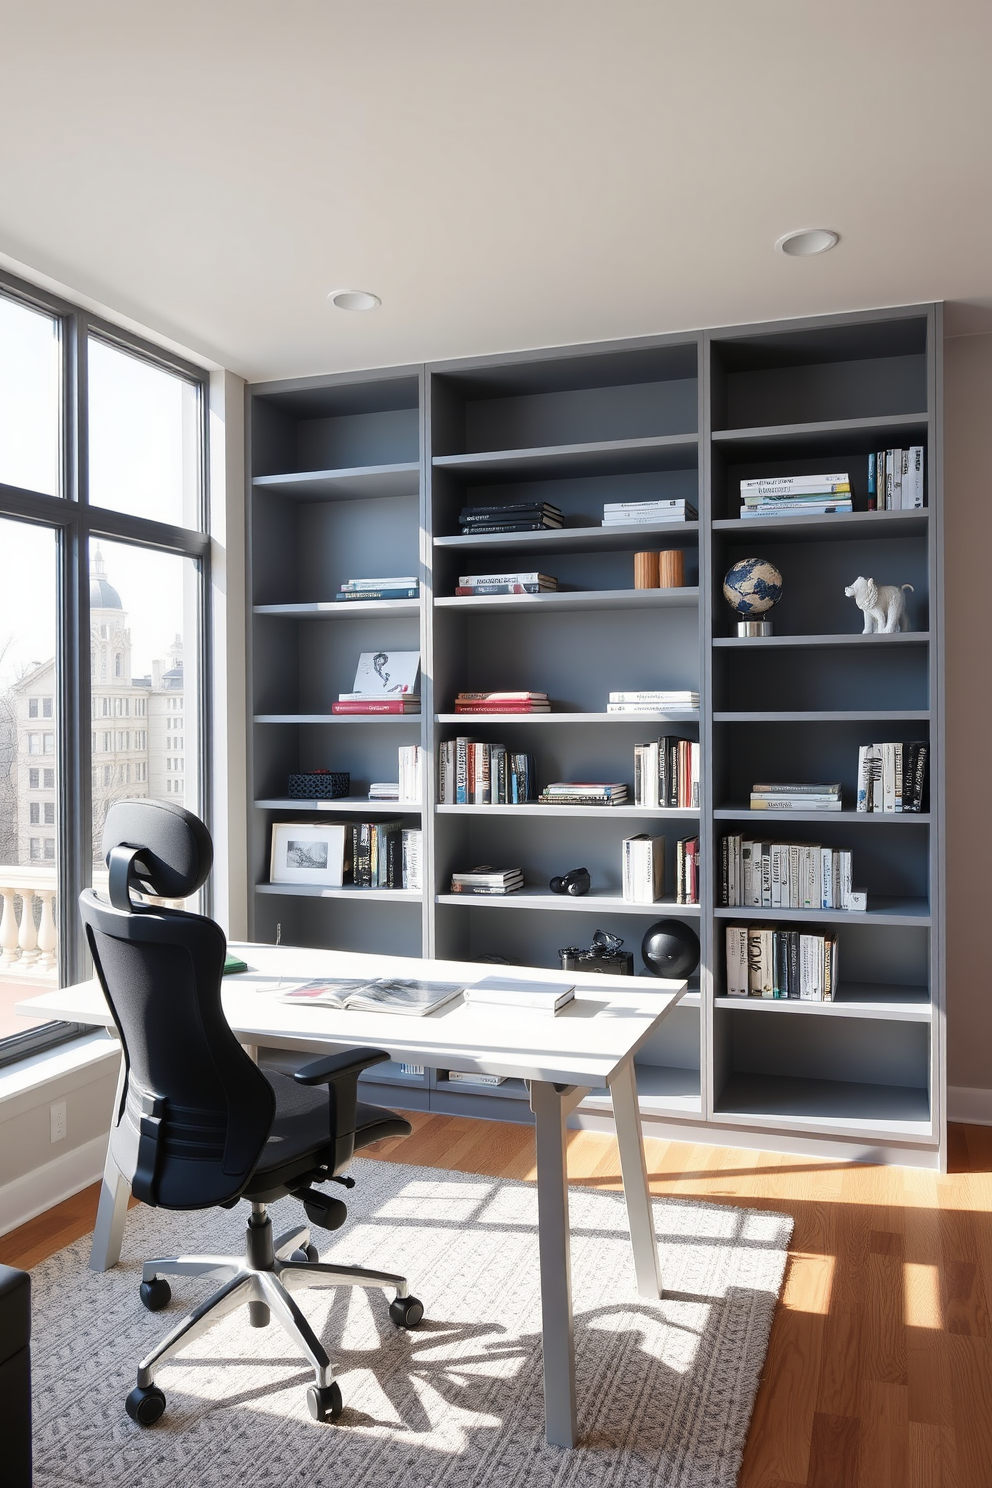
[749,783,842,812]
[397,744,423,802]
[455,571,558,596]
[438,740,536,804]
[740,473,852,519]
[721,837,857,910]
[675,836,700,904]
[401,828,423,891]
[602,498,696,526]
[622,834,665,902]
[449,866,524,895]
[464,975,575,1016]
[725,925,838,1001]
[459,502,563,535]
[334,695,420,715]
[332,650,421,715]
[350,820,407,888]
[856,743,928,812]
[633,738,700,809]
[868,448,925,510]
[368,782,399,801]
[607,690,699,714]
[335,576,420,601]
[538,781,628,806]
[454,691,549,714]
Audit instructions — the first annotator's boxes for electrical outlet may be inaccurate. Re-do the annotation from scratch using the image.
[50,1099,66,1143]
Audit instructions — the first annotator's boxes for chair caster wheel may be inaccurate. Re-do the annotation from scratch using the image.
[291,1244,319,1262]
[389,1295,424,1328]
[140,1279,172,1311]
[126,1384,166,1426]
[307,1381,343,1422]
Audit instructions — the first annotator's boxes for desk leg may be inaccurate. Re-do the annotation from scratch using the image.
[88,1049,131,1272]
[609,1056,663,1298]
[530,1080,577,1449]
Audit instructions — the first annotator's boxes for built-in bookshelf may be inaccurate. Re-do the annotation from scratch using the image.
[247,305,944,1168]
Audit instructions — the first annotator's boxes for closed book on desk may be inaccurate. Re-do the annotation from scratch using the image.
[465,976,575,1012]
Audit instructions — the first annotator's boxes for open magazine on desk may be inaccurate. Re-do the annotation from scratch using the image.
[279,977,464,1016]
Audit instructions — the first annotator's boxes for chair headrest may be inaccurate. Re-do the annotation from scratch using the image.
[102,800,213,900]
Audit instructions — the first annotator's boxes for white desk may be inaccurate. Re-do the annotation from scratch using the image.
[18,941,685,1448]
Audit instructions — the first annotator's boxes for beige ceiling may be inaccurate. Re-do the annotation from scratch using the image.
[1,1,990,379]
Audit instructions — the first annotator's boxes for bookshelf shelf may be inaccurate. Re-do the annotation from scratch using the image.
[434,522,699,556]
[434,587,699,614]
[252,462,421,502]
[247,304,943,1168]
[432,432,698,480]
[436,890,701,916]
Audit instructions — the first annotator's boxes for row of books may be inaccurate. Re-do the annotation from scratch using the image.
[868,448,925,510]
[620,834,700,904]
[721,837,862,911]
[633,738,701,809]
[453,691,549,714]
[607,690,699,714]
[449,866,523,895]
[438,741,537,804]
[335,576,420,602]
[459,501,563,534]
[856,743,928,813]
[367,746,424,802]
[350,822,422,890]
[602,498,696,526]
[740,472,852,520]
[749,782,841,813]
[455,570,557,596]
[725,925,838,1000]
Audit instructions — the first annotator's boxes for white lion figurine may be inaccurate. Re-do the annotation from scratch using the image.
[844,576,914,634]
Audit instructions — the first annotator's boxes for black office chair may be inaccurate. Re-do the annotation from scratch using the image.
[79,799,422,1428]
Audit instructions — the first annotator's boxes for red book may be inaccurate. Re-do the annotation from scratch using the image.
[331,700,420,714]
[454,703,550,713]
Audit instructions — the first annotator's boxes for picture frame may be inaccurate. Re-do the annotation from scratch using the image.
[269,821,350,886]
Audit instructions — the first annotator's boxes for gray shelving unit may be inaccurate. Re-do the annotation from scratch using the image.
[246,304,944,1169]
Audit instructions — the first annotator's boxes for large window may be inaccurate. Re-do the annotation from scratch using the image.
[0,273,209,1065]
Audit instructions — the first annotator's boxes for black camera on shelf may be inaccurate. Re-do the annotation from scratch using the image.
[558,929,634,976]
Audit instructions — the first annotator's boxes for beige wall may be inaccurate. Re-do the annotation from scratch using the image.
[944,331,992,1091]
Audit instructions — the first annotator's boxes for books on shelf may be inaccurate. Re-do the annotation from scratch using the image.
[539,781,628,806]
[464,975,575,1014]
[459,502,563,534]
[336,577,420,601]
[332,699,421,714]
[368,782,399,800]
[856,742,927,812]
[332,650,421,712]
[446,1070,508,1085]
[608,690,699,714]
[401,828,422,891]
[725,925,838,1000]
[602,499,697,526]
[456,572,557,596]
[438,740,536,804]
[349,820,409,888]
[622,834,665,903]
[721,836,858,911]
[749,783,842,812]
[450,866,524,895]
[454,691,550,713]
[675,836,700,905]
[740,472,852,520]
[397,744,423,802]
[868,447,925,510]
[633,738,700,809]
[281,977,462,1016]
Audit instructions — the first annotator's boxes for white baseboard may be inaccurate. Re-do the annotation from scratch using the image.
[948,1085,992,1127]
[0,1133,107,1239]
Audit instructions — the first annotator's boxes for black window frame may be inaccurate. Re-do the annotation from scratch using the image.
[0,267,211,1069]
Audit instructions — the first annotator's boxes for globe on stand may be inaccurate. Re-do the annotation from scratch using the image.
[722,557,784,635]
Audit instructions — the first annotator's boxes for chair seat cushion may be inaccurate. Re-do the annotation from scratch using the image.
[249,1072,411,1186]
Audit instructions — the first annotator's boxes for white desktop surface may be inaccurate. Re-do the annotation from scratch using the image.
[17,941,686,1449]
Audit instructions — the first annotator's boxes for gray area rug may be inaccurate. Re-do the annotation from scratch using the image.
[30,1159,792,1488]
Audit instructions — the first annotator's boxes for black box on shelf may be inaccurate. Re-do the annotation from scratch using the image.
[287,771,350,799]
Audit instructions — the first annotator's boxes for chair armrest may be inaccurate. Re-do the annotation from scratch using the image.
[294,1048,390,1086]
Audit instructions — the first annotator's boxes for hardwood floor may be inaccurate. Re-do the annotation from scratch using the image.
[4,1114,992,1487]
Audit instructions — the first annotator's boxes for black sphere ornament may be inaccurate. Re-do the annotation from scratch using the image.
[549,866,591,897]
[641,919,700,979]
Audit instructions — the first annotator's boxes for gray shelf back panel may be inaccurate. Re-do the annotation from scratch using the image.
[713,1072,931,1130]
[632,1004,701,1072]
[710,532,928,637]
[716,1000,930,1090]
[431,461,699,534]
[251,891,423,959]
[251,374,420,477]
[252,720,423,804]
[714,644,928,714]
[712,718,929,812]
[252,613,421,716]
[252,489,421,605]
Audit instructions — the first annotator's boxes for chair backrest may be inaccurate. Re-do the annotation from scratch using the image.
[79,800,275,1210]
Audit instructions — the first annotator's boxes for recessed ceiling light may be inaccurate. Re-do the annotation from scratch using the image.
[775,229,840,257]
[327,289,381,312]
